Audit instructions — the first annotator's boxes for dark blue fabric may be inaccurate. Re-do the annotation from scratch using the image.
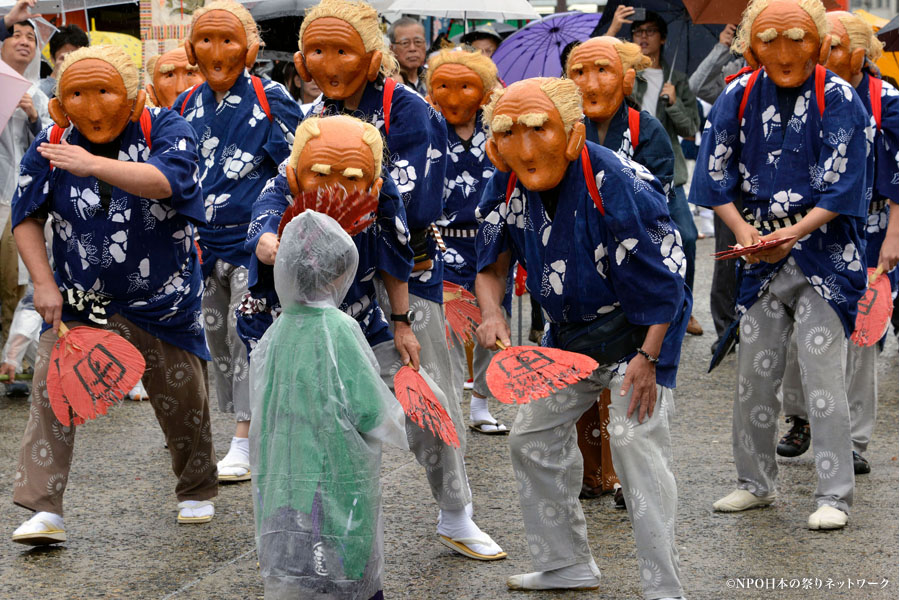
[668,185,697,291]
[475,141,691,388]
[12,109,209,359]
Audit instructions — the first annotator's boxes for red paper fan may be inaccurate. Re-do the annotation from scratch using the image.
[487,344,598,404]
[443,281,482,346]
[394,366,460,448]
[712,236,796,260]
[851,267,892,347]
[278,187,379,238]
[46,324,146,427]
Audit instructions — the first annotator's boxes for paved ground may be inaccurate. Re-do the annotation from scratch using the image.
[0,237,896,600]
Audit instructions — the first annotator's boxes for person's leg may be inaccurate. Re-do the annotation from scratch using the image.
[846,342,877,461]
[529,295,544,343]
[709,212,738,343]
[714,282,792,510]
[669,186,701,336]
[575,402,605,496]
[0,216,26,348]
[470,324,509,434]
[777,332,811,458]
[608,383,683,600]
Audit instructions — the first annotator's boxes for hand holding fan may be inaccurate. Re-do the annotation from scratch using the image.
[46,323,146,427]
[443,281,482,346]
[394,365,460,448]
[712,236,796,260]
[851,266,892,347]
[486,341,598,404]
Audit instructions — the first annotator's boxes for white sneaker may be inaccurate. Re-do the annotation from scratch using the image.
[808,505,848,530]
[177,500,214,524]
[217,437,251,482]
[713,489,776,512]
[12,511,66,545]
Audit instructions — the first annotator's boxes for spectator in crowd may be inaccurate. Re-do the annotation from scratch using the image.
[389,16,427,96]
[459,24,503,59]
[280,61,321,115]
[39,24,90,99]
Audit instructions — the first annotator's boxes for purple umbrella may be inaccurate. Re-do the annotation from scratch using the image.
[493,12,604,84]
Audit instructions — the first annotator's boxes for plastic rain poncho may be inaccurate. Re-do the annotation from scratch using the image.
[249,211,408,600]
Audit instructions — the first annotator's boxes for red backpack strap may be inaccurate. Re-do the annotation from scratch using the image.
[505,172,518,204]
[724,65,756,85]
[179,84,201,116]
[251,75,273,122]
[49,124,64,145]
[580,145,605,216]
[814,64,825,118]
[139,107,153,152]
[737,69,762,124]
[627,107,641,151]
[869,75,883,131]
[383,77,396,136]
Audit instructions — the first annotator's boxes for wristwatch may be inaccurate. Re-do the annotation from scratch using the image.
[390,310,415,325]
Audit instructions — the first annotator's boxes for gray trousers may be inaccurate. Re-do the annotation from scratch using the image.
[782,339,878,455]
[510,366,682,600]
[448,326,495,405]
[371,286,472,511]
[734,263,854,513]
[202,260,251,421]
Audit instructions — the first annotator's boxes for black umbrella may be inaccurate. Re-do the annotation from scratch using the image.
[592,0,724,76]
[878,15,898,54]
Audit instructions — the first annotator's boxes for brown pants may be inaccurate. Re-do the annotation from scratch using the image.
[13,315,218,515]
[0,217,25,348]
[576,389,620,492]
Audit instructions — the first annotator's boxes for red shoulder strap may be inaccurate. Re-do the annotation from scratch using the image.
[139,107,153,152]
[383,78,396,136]
[724,65,756,85]
[49,124,64,145]
[251,75,273,122]
[738,69,762,124]
[580,145,605,216]
[179,84,201,116]
[814,64,825,118]
[627,107,640,151]
[505,172,518,204]
[869,75,883,131]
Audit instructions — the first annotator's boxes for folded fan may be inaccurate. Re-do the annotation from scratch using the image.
[443,281,482,346]
[712,236,796,260]
[394,366,460,448]
[277,187,379,238]
[487,341,598,404]
[46,324,145,427]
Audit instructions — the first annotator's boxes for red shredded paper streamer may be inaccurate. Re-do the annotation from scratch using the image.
[851,267,892,347]
[487,346,598,404]
[278,187,378,238]
[394,366,460,447]
[443,281,482,346]
[46,326,146,427]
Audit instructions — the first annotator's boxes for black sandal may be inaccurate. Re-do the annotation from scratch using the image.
[776,416,810,457]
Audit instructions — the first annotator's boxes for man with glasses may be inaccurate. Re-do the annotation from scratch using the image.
[389,17,428,96]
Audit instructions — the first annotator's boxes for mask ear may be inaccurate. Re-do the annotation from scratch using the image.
[743,49,760,71]
[424,94,437,110]
[367,50,382,82]
[485,137,510,172]
[286,164,301,198]
[245,42,260,69]
[850,46,866,77]
[185,40,197,66]
[371,176,383,197]
[480,87,494,107]
[564,121,586,162]
[145,83,159,108]
[622,69,636,96]
[48,97,69,128]
[130,90,147,122]
[294,51,312,82]
[818,34,831,65]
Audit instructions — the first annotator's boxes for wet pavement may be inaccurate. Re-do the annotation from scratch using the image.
[0,237,896,600]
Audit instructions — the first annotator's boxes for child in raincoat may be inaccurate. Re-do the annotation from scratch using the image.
[249,210,408,600]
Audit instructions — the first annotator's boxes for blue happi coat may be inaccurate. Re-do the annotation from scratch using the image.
[476,141,691,388]
[245,165,414,348]
[12,109,209,359]
[585,102,675,199]
[174,71,303,276]
[690,68,871,335]
[858,72,899,295]
[313,78,447,304]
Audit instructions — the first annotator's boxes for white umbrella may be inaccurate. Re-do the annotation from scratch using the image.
[236,0,316,21]
[384,0,539,22]
[0,0,136,14]
[0,59,33,137]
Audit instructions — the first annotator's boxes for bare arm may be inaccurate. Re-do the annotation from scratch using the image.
[38,141,173,199]
[878,202,899,271]
[14,218,62,332]
[380,270,421,369]
[474,250,512,349]
[756,207,839,263]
